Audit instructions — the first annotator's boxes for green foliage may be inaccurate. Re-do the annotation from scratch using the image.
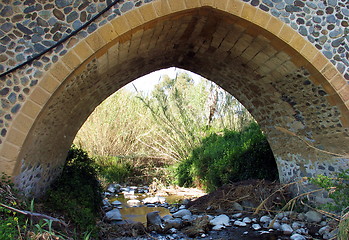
[176,122,278,192]
[95,156,135,184]
[0,207,20,240]
[0,174,22,240]
[75,71,253,165]
[311,171,349,212]
[44,146,102,234]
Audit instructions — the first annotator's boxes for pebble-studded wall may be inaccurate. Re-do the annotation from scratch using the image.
[0,0,348,147]
[0,0,348,197]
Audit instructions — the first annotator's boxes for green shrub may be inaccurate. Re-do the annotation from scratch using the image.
[44,146,102,234]
[95,156,135,184]
[176,122,278,192]
[0,174,26,240]
[311,171,349,212]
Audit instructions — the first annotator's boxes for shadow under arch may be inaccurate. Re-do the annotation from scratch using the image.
[4,1,348,196]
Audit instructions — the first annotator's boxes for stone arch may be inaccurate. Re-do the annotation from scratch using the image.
[1,0,348,196]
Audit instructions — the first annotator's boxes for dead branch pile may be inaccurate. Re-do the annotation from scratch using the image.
[187,179,291,214]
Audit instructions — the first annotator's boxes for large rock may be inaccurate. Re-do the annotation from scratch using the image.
[172,209,192,218]
[106,209,122,221]
[305,210,322,223]
[210,214,230,226]
[146,211,164,231]
[164,218,182,230]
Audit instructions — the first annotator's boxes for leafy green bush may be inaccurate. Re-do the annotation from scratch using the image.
[311,171,349,212]
[44,146,102,233]
[176,122,278,192]
[95,156,135,184]
[0,174,26,240]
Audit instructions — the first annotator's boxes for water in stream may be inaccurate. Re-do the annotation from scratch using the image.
[107,189,183,224]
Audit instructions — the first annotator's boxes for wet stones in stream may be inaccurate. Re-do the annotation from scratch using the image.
[101,184,338,239]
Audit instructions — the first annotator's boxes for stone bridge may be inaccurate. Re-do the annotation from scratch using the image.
[0,0,348,197]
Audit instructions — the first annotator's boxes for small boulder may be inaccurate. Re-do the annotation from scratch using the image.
[232,202,244,211]
[305,210,322,223]
[106,209,122,221]
[252,224,261,230]
[234,220,247,227]
[173,209,192,218]
[270,221,281,230]
[232,213,243,218]
[319,226,331,235]
[212,224,225,230]
[210,214,230,226]
[182,214,194,223]
[162,215,173,221]
[146,211,163,231]
[281,224,293,235]
[243,217,252,223]
[260,216,272,223]
[164,218,182,230]
[292,222,302,230]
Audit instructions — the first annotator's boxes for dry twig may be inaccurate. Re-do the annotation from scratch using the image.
[0,203,68,227]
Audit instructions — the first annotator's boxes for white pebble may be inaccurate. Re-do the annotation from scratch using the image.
[234,220,247,227]
[252,224,262,230]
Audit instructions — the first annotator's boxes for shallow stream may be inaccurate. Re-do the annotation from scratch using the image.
[108,192,185,224]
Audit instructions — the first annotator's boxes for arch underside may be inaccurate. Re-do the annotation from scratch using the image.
[14,7,349,196]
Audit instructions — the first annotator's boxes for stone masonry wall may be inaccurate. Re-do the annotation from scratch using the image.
[0,0,348,148]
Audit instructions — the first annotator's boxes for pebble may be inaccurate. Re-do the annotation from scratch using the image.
[234,220,247,227]
[212,224,225,230]
[319,225,331,235]
[290,233,306,240]
[291,221,302,230]
[281,223,293,235]
[270,221,281,230]
[260,216,272,223]
[111,200,122,205]
[252,223,262,230]
[232,213,243,218]
[232,202,244,211]
[127,199,141,206]
[243,217,252,223]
